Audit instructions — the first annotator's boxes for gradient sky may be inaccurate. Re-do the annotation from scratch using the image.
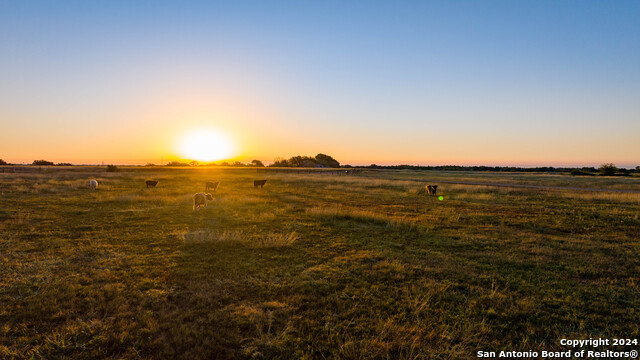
[1,1,639,167]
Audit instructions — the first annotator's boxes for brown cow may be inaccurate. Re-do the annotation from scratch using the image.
[193,192,214,212]
[146,180,159,188]
[425,185,438,196]
[205,181,220,192]
[254,180,267,188]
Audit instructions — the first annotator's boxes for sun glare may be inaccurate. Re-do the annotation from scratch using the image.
[177,128,235,162]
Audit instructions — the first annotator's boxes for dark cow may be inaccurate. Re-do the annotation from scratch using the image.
[425,185,438,196]
[254,180,267,188]
[205,181,220,192]
[146,180,159,188]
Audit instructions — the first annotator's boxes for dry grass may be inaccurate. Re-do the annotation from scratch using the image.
[558,191,640,204]
[182,229,246,244]
[1,166,639,359]
[181,229,299,248]
[306,205,415,228]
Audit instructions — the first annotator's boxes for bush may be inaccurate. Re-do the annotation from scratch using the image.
[251,160,264,167]
[56,163,73,166]
[570,169,594,176]
[315,153,340,168]
[599,163,618,176]
[268,154,341,168]
[106,165,119,172]
[270,157,289,167]
[32,160,54,166]
[166,161,189,167]
[0,159,7,165]
[145,163,156,167]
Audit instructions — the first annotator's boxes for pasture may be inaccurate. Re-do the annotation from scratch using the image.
[1,167,639,359]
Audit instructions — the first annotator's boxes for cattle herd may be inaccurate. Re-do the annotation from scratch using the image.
[86,178,440,212]
[86,178,270,212]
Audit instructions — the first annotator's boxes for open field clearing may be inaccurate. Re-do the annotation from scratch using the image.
[1,167,639,359]
[363,170,640,192]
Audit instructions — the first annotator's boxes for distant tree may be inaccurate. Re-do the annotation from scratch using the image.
[106,165,119,172]
[270,157,289,167]
[636,166,640,173]
[301,159,318,167]
[232,161,245,167]
[599,163,618,176]
[287,156,303,167]
[315,153,340,168]
[32,160,54,166]
[0,159,7,165]
[570,169,594,176]
[251,160,264,167]
[220,161,230,166]
[55,163,72,166]
[145,163,156,166]
[268,154,340,168]
[166,161,189,167]
[289,155,316,167]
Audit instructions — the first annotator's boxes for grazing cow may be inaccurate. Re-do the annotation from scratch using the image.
[146,180,159,188]
[193,192,213,212]
[89,179,98,190]
[425,185,438,195]
[254,179,267,188]
[205,181,220,192]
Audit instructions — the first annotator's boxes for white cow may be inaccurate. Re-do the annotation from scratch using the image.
[89,179,98,190]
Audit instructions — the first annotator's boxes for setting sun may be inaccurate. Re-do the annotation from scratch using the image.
[176,128,235,162]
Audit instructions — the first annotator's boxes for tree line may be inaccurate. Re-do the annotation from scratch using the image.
[1,157,638,175]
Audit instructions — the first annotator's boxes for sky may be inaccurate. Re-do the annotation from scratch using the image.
[1,1,639,167]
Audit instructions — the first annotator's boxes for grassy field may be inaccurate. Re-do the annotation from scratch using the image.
[360,169,640,191]
[1,167,639,359]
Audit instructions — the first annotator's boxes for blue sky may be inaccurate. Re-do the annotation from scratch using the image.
[1,1,638,166]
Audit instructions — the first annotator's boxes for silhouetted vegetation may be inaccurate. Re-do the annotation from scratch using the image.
[599,163,619,176]
[106,165,120,172]
[251,159,265,167]
[0,159,7,165]
[55,163,73,166]
[599,163,618,176]
[166,161,189,167]
[570,168,596,176]
[32,160,54,166]
[269,153,340,168]
[353,164,638,174]
[145,163,156,166]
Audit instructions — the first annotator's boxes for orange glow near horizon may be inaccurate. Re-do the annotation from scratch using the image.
[175,128,236,162]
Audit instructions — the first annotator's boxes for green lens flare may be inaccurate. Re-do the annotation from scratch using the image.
[438,196,444,201]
